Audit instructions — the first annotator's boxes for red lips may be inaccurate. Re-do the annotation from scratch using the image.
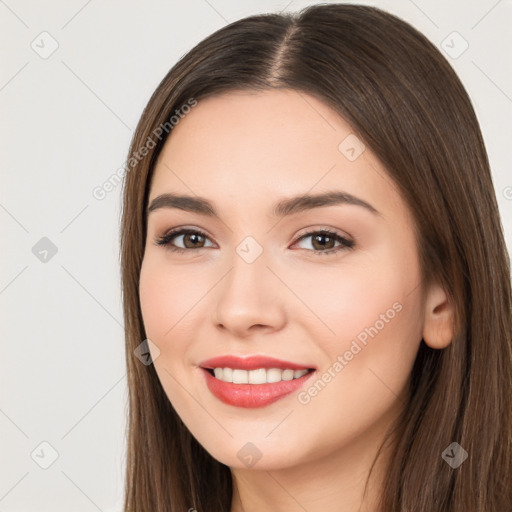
[198,354,316,408]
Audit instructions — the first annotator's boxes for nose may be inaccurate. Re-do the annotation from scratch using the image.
[212,250,287,338]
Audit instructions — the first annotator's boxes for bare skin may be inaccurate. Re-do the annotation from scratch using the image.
[139,89,454,511]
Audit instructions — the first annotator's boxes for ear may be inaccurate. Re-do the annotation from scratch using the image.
[422,282,455,349]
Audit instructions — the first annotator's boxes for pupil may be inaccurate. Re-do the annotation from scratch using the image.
[315,234,333,250]
[186,233,203,248]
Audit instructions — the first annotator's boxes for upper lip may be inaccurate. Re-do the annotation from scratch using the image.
[199,355,315,371]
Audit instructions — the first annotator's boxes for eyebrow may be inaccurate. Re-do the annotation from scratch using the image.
[147,191,379,218]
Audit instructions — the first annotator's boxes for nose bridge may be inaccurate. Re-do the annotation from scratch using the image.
[221,236,271,308]
[213,236,285,333]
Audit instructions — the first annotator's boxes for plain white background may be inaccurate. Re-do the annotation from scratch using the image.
[1,0,511,510]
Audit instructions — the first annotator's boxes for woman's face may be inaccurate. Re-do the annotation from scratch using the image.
[139,89,426,470]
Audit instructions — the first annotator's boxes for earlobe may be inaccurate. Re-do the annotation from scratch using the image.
[422,282,455,349]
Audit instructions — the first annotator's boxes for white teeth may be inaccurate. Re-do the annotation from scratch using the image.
[248,368,267,384]
[282,369,294,381]
[211,367,310,384]
[266,368,282,383]
[223,367,233,382]
[232,369,249,384]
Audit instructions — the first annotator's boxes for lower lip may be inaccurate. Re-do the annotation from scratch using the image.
[201,368,314,408]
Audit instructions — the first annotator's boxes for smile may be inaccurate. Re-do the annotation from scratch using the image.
[198,355,316,408]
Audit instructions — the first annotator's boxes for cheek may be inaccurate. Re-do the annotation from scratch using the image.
[138,255,199,340]
[139,260,168,339]
[292,280,423,456]
[289,237,424,389]
[286,255,419,346]
[138,258,197,405]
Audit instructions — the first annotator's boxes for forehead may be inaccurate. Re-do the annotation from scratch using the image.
[156,89,352,171]
[149,89,401,218]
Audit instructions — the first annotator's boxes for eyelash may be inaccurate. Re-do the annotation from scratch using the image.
[155,227,355,256]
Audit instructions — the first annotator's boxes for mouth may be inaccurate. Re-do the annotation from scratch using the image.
[198,355,316,408]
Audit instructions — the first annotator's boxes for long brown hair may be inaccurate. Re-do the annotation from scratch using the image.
[119,4,512,511]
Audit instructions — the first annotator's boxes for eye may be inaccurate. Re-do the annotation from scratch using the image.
[292,228,355,256]
[155,228,215,254]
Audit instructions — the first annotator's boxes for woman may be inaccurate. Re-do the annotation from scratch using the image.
[120,4,512,511]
